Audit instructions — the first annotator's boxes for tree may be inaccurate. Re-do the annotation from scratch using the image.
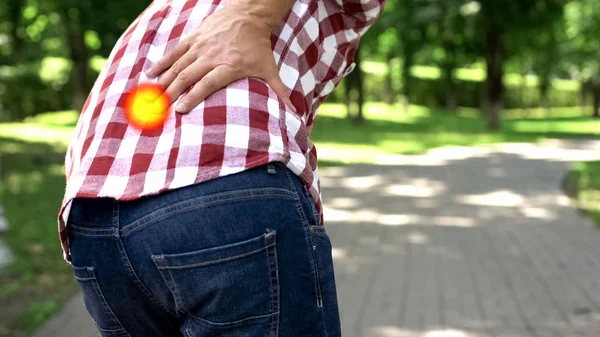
[476,0,565,130]
[345,46,365,124]
[564,0,600,118]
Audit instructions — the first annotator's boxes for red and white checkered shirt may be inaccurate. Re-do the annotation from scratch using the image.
[58,0,384,263]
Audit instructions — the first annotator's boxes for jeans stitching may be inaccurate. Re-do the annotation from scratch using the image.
[85,267,130,334]
[283,167,324,308]
[152,257,185,314]
[188,311,277,328]
[266,232,280,337]
[155,243,275,270]
[304,185,321,227]
[69,224,117,237]
[120,189,296,237]
[113,201,179,318]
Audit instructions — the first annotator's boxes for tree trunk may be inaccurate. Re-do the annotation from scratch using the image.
[60,7,89,111]
[443,63,457,111]
[383,56,395,105]
[345,79,351,119]
[593,84,600,118]
[439,1,457,112]
[580,81,589,109]
[483,28,504,131]
[354,47,364,124]
[519,72,528,118]
[442,41,457,111]
[9,0,22,57]
[344,46,364,123]
[401,50,413,113]
[540,72,551,117]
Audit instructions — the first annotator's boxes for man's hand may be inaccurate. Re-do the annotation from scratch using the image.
[146,0,297,114]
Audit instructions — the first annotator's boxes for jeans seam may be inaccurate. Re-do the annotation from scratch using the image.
[113,201,179,318]
[154,243,275,270]
[85,267,130,334]
[266,232,280,337]
[188,311,277,328]
[303,185,321,226]
[121,189,296,237]
[69,224,117,237]
[283,167,324,308]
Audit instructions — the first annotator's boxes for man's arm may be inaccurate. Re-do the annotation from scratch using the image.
[146,0,297,114]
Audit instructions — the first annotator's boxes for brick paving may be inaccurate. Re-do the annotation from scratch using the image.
[33,140,600,337]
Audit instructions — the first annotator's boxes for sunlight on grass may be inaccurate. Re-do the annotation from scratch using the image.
[24,110,79,126]
[509,119,600,135]
[360,60,580,90]
[0,123,74,146]
[502,107,589,119]
[314,103,598,165]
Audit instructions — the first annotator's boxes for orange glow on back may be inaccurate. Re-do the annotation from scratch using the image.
[124,83,171,131]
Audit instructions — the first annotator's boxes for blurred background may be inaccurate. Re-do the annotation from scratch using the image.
[1,0,600,336]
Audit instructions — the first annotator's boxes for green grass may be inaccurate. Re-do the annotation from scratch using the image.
[0,126,79,336]
[568,161,600,226]
[0,104,599,334]
[311,103,600,164]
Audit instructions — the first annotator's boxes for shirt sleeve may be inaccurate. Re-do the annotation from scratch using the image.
[312,0,386,103]
[335,0,387,36]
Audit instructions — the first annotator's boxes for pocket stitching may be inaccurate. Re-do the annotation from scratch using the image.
[188,311,277,328]
[72,265,128,333]
[153,243,275,270]
[266,231,280,336]
[151,231,280,323]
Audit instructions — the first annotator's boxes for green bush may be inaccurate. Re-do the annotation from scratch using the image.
[0,65,73,122]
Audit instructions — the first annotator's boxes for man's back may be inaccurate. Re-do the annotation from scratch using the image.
[58,0,383,263]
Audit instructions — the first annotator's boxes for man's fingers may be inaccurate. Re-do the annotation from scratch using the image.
[146,39,191,78]
[157,52,198,89]
[162,58,212,106]
[266,74,296,114]
[175,66,238,114]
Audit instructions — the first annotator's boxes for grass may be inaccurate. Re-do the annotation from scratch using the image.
[311,103,600,164]
[567,161,600,227]
[0,133,79,336]
[0,103,599,335]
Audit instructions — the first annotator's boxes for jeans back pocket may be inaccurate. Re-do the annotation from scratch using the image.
[151,229,280,328]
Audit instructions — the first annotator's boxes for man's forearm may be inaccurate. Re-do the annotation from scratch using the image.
[228,0,297,30]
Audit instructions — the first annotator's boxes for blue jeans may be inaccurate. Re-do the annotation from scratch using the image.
[67,162,341,337]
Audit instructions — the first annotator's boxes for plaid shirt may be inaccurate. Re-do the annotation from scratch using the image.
[58,0,384,263]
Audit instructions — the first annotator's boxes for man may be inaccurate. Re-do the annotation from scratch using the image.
[58,0,384,335]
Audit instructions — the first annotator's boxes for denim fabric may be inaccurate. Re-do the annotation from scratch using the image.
[67,162,341,337]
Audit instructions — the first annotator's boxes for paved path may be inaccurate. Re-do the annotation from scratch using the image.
[34,140,600,337]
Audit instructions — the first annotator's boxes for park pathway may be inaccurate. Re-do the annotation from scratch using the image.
[34,140,600,337]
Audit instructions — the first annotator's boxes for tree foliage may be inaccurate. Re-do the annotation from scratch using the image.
[0,0,596,126]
